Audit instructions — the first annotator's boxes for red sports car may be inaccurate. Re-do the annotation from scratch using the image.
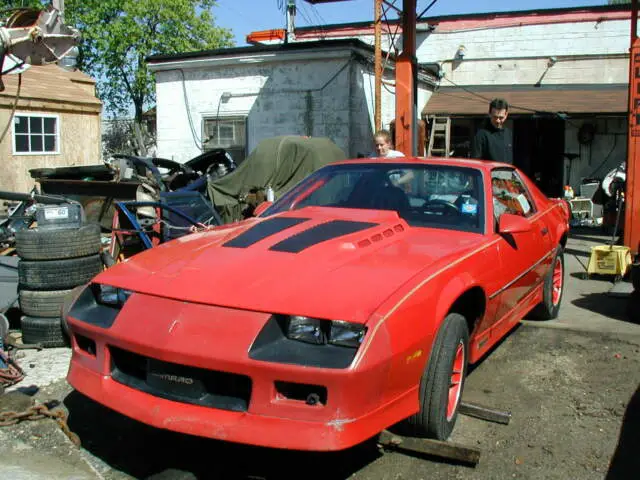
[64,157,569,451]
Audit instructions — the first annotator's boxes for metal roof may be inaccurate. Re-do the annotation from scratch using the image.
[422,85,628,116]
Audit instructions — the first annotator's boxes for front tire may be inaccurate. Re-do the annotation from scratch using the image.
[529,246,565,320]
[407,312,469,440]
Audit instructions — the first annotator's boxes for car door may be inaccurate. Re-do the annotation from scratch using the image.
[491,168,552,322]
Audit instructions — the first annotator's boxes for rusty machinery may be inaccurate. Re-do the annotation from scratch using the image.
[0,4,79,89]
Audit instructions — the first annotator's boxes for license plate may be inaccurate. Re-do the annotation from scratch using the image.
[146,359,204,399]
[43,206,69,220]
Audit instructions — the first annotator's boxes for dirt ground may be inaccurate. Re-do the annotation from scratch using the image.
[1,326,639,480]
[1,231,640,480]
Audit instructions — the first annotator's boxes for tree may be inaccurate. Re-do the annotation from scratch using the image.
[66,0,233,123]
[0,1,233,125]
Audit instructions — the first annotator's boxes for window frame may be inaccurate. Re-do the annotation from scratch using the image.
[202,115,247,163]
[12,112,60,155]
[490,167,537,223]
[263,163,486,235]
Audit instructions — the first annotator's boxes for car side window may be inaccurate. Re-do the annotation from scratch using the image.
[491,169,535,219]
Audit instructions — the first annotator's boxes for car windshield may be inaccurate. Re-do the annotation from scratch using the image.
[263,163,485,233]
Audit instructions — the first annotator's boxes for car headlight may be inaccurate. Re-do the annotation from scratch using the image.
[285,316,366,348]
[329,320,367,348]
[93,284,133,308]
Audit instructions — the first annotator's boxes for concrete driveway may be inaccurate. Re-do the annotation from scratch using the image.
[1,228,638,479]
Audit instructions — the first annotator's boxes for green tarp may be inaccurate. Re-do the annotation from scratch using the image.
[207,136,347,224]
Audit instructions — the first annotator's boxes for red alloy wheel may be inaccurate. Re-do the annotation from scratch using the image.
[552,256,563,306]
[447,340,465,421]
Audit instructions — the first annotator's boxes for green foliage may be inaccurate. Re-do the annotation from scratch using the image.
[66,0,234,121]
[0,1,233,122]
[608,0,631,4]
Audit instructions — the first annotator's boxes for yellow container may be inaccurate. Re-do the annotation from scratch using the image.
[587,245,632,277]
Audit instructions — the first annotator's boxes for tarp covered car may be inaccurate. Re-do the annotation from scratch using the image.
[207,136,346,224]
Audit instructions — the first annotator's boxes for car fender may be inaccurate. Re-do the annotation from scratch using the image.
[431,270,480,338]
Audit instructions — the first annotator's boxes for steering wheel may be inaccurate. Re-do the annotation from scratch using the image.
[423,199,460,215]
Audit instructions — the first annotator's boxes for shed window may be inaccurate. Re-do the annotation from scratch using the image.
[14,114,59,154]
[203,117,246,163]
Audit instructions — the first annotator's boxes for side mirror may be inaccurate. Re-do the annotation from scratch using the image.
[253,201,273,217]
[498,213,532,234]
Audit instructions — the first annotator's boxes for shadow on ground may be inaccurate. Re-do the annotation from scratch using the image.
[64,391,381,480]
[572,292,632,323]
[606,384,640,480]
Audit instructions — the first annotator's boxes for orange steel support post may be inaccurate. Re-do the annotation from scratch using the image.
[625,0,640,254]
[374,0,382,131]
[395,0,417,156]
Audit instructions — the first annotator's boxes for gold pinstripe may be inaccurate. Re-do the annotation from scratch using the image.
[353,200,566,366]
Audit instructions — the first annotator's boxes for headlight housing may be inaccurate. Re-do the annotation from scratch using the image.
[285,316,366,348]
[93,284,133,308]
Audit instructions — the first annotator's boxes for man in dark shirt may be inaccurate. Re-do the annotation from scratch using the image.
[471,98,513,164]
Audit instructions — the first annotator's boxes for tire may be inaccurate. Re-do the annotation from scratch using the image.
[631,262,640,292]
[529,246,565,320]
[18,255,103,290]
[406,313,469,440]
[20,315,68,348]
[19,288,74,318]
[627,291,640,323]
[16,223,101,260]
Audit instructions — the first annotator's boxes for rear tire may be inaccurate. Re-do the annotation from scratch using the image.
[529,246,564,320]
[406,312,469,440]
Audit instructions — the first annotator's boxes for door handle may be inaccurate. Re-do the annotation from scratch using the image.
[540,227,549,236]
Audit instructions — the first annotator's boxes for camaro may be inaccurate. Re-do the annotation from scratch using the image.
[65,157,569,451]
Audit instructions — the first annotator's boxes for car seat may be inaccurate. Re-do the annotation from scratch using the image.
[371,184,410,212]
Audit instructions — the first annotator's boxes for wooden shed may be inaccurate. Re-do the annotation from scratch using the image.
[0,64,102,197]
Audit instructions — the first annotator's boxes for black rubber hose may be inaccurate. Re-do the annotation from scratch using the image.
[0,190,74,205]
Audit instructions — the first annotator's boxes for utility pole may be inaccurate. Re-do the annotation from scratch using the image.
[374,0,382,131]
[286,0,296,43]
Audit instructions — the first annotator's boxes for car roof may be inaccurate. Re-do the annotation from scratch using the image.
[329,156,510,171]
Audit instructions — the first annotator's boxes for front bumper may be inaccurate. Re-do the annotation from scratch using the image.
[65,293,414,451]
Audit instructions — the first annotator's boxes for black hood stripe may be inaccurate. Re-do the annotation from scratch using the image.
[269,220,378,253]
[223,217,310,248]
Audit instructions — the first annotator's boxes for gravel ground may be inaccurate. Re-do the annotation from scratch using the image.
[1,325,638,480]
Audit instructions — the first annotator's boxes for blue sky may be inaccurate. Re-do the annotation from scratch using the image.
[214,0,612,46]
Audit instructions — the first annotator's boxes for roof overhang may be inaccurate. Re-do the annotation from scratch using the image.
[148,47,358,72]
[147,39,381,72]
[423,84,628,116]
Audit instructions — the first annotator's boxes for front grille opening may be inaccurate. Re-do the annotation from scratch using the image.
[275,381,327,406]
[109,346,252,412]
[75,334,96,356]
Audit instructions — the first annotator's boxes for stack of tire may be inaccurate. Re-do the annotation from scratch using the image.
[15,223,103,347]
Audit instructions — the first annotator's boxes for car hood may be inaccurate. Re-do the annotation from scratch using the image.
[96,207,486,323]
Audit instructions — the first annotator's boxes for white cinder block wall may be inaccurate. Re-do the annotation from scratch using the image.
[152,49,430,161]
